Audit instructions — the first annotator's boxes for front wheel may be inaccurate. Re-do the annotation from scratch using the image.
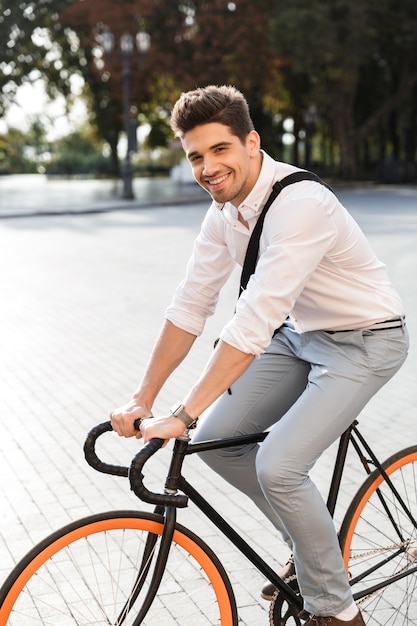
[339,446,417,625]
[0,510,237,625]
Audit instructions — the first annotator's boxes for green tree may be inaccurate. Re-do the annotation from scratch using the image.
[0,1,75,118]
[270,0,417,179]
[3,1,417,180]
[46,127,111,175]
[58,0,279,167]
[0,115,52,173]
[2,1,280,174]
[165,0,281,154]
[0,0,121,171]
[354,0,417,177]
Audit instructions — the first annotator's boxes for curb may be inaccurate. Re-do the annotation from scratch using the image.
[0,193,208,219]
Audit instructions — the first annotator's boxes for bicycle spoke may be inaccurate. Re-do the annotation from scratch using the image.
[0,513,236,625]
[340,447,417,625]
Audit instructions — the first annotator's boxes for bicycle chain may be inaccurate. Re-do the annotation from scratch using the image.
[349,540,408,561]
[268,574,301,625]
[348,541,411,606]
[270,544,413,619]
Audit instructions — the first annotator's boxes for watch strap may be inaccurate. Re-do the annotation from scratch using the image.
[170,402,198,429]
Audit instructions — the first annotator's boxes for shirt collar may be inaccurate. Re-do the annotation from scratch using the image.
[213,151,277,221]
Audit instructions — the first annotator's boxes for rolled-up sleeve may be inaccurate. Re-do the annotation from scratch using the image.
[165,207,236,335]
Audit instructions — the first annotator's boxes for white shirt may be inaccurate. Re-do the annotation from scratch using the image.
[165,152,404,356]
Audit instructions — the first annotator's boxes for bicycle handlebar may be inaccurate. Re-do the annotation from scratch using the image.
[84,421,188,508]
[129,438,188,508]
[84,421,129,477]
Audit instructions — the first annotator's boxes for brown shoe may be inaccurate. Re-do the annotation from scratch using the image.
[261,556,297,601]
[302,609,365,625]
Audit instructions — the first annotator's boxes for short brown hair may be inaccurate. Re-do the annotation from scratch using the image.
[170,85,254,143]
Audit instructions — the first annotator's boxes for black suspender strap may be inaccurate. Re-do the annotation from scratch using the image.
[239,171,331,297]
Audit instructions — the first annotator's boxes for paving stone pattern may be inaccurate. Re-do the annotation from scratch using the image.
[0,184,416,624]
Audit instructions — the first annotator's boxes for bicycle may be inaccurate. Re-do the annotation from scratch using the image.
[0,419,416,625]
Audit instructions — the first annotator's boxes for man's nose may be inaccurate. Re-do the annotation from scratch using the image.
[202,156,218,176]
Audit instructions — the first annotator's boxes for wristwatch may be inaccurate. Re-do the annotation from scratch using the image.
[170,402,198,429]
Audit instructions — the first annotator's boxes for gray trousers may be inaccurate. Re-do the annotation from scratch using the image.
[193,323,409,615]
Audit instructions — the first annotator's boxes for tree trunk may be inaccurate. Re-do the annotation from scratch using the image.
[108,136,120,178]
[356,69,417,145]
[331,91,357,180]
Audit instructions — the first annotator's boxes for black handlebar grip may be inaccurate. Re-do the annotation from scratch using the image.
[129,438,189,508]
[83,421,129,477]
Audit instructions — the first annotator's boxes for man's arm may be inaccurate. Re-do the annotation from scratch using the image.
[134,320,197,407]
[137,338,255,443]
[110,320,197,437]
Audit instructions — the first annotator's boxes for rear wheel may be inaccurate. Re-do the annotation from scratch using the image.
[339,446,417,625]
[0,510,237,625]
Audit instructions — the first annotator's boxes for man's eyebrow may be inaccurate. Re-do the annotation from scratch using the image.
[187,141,233,160]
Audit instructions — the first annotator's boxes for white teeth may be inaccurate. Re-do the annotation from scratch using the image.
[209,175,228,185]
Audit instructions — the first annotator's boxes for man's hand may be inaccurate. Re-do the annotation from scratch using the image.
[139,414,186,444]
[110,402,186,444]
[110,401,152,438]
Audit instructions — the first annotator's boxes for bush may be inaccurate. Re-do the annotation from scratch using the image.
[45,150,113,176]
[44,130,113,176]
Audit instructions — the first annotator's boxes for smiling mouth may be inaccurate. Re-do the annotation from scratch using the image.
[206,174,229,187]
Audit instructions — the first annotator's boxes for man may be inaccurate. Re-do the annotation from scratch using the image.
[110,85,408,624]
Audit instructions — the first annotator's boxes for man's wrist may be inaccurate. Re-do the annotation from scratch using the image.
[170,402,198,429]
[132,393,153,410]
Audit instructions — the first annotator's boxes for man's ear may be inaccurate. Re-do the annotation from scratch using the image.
[247,130,261,155]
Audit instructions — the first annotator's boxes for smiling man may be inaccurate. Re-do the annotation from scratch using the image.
[110,85,408,625]
[186,122,261,210]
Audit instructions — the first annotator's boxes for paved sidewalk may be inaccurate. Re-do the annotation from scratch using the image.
[0,185,416,624]
[0,174,207,218]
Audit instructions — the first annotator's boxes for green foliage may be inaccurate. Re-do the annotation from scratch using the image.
[269,0,417,178]
[0,127,36,173]
[0,116,52,174]
[0,0,76,116]
[46,129,112,176]
[54,0,278,167]
[1,0,416,179]
[0,119,111,176]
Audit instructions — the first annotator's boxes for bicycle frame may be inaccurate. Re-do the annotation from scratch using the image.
[83,419,417,622]
[2,421,415,626]
[165,430,355,611]
[132,419,417,615]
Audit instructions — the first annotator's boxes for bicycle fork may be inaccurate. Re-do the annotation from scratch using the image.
[115,505,176,626]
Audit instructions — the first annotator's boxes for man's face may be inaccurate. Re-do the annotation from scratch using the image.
[182,122,261,207]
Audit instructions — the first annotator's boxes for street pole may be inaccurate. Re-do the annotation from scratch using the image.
[121,37,134,199]
[101,27,150,201]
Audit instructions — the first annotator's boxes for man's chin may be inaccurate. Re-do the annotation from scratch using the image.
[207,186,236,204]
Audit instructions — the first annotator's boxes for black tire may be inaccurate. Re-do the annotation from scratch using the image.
[339,446,417,625]
[0,510,238,625]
